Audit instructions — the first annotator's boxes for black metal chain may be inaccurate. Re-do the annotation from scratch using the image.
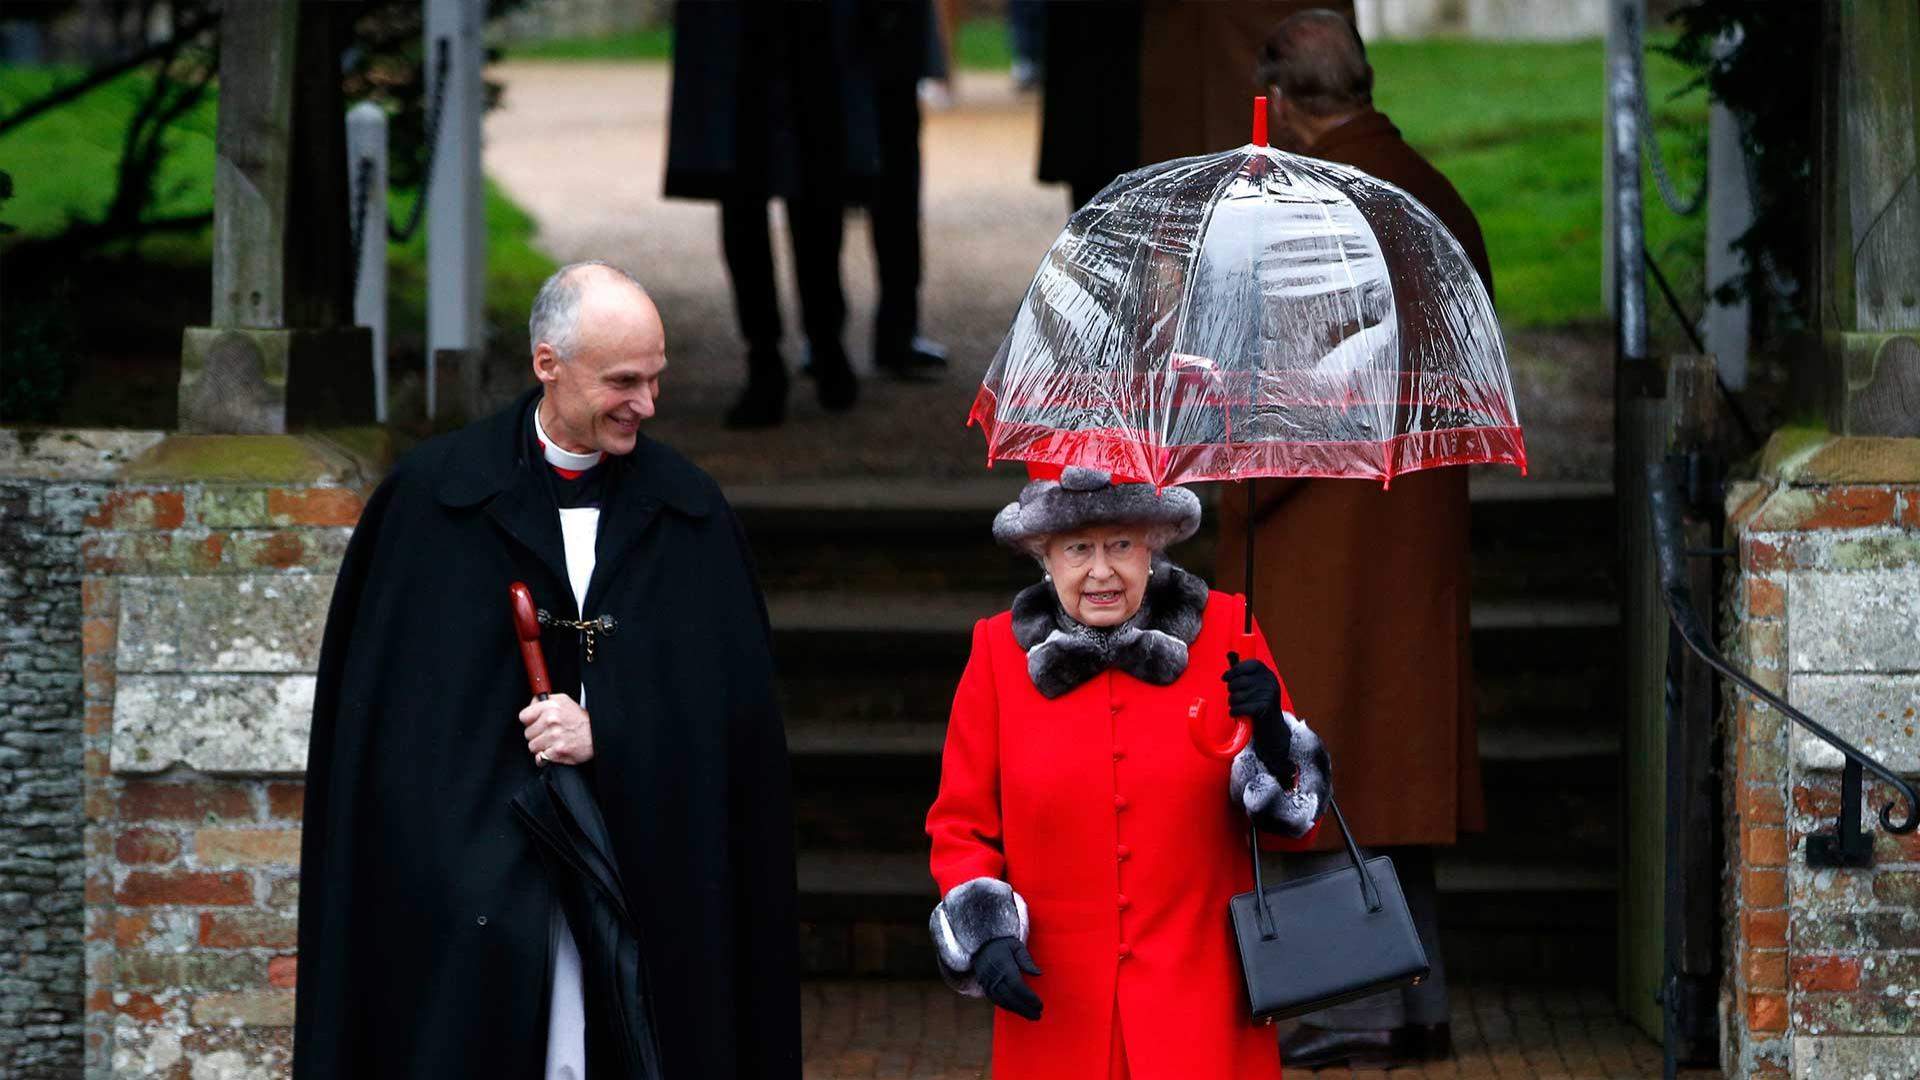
[348,154,376,297]
[387,35,451,245]
[1625,6,1706,217]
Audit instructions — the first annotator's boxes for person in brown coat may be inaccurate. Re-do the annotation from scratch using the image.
[1215,9,1495,1072]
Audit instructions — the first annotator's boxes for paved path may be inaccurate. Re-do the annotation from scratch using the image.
[484,62,1610,486]
[800,981,1714,1079]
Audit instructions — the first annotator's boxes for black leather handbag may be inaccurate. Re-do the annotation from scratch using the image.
[1228,797,1430,1022]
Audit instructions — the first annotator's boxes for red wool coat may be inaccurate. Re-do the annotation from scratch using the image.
[927,592,1316,1080]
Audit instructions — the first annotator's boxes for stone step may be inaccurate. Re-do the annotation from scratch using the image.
[737,479,1617,602]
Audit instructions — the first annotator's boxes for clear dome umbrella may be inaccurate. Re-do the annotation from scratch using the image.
[971,101,1528,758]
[970,102,1525,489]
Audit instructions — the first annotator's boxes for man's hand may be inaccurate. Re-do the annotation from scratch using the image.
[972,936,1043,1021]
[519,694,594,766]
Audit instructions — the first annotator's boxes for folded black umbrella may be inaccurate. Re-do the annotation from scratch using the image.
[505,582,664,1078]
[511,762,665,1080]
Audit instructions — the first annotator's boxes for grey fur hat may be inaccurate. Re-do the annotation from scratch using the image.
[992,466,1202,558]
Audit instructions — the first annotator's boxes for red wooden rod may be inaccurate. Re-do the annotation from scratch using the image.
[1252,95,1268,148]
[508,581,552,700]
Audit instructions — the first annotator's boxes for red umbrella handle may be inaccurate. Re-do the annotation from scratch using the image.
[509,582,552,701]
[1189,629,1260,761]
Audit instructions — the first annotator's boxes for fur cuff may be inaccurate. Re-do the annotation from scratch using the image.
[1230,712,1333,838]
[928,877,1030,997]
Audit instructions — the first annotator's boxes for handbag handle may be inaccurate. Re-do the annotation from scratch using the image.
[1246,795,1381,942]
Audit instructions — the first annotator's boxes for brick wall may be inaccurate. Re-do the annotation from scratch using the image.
[1724,436,1920,1079]
[68,433,371,1078]
[1,432,162,1079]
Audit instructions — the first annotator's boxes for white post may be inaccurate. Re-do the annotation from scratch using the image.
[425,0,485,420]
[1703,100,1752,390]
[348,102,390,421]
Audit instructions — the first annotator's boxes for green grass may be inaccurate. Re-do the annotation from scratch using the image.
[1368,37,1709,330]
[501,26,673,62]
[0,64,555,353]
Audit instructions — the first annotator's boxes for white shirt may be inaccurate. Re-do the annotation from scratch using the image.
[534,409,601,1080]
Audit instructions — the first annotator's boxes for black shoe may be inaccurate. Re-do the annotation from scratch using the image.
[724,377,788,429]
[814,362,858,412]
[1402,1021,1452,1061]
[875,335,950,381]
[1278,1024,1405,1071]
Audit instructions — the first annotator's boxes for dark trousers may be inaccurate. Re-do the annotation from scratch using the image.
[719,196,846,383]
[868,81,923,355]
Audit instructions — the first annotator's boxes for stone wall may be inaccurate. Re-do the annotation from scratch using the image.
[1723,434,1920,1079]
[68,433,375,1079]
[0,432,164,1079]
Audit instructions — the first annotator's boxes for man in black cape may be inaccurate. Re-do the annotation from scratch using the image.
[294,262,800,1078]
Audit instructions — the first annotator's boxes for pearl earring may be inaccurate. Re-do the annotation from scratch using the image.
[1044,572,1052,582]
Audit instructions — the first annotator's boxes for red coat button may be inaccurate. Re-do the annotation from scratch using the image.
[1113,795,1129,811]
[1116,844,1131,861]
[1117,944,1132,959]
[1117,894,1130,911]
[1112,747,1127,762]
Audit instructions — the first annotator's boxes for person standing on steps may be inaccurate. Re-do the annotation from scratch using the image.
[925,466,1333,1079]
[862,0,951,381]
[665,0,872,428]
[294,262,800,1078]
[1216,10,1497,1071]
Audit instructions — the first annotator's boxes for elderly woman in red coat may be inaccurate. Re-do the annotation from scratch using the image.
[925,467,1333,1080]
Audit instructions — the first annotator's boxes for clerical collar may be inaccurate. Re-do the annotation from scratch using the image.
[532,402,604,479]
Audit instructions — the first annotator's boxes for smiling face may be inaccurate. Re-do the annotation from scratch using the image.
[532,279,667,457]
[1043,525,1153,628]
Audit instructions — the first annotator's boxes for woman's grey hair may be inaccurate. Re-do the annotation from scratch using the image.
[1256,9,1373,117]
[528,260,647,360]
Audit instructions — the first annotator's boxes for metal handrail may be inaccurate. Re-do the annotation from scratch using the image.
[1647,460,1919,857]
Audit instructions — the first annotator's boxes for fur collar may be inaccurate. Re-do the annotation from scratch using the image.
[1011,561,1209,698]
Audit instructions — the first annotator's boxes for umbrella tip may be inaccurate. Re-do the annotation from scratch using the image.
[1252,96,1268,148]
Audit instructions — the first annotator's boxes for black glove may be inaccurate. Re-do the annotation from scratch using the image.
[1223,657,1291,768]
[972,936,1043,1021]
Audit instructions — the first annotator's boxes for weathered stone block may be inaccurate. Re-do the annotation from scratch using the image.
[1788,673,1920,771]
[1790,571,1920,673]
[193,828,300,868]
[115,575,331,673]
[189,988,295,1028]
[1794,1035,1920,1080]
[194,488,270,529]
[111,675,313,775]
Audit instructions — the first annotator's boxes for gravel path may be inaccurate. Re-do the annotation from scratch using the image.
[484,62,1608,486]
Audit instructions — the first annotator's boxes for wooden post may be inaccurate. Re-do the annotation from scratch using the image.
[1818,0,1920,436]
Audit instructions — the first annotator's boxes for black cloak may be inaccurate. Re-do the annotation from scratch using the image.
[294,387,800,1078]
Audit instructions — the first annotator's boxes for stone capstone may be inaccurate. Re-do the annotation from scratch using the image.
[111,676,314,775]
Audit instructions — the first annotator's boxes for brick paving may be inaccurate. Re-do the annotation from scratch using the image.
[799,981,1721,1079]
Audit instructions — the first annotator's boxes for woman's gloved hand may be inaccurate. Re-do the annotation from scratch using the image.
[1223,658,1292,769]
[972,936,1044,1021]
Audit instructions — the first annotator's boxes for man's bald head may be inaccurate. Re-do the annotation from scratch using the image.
[528,261,655,362]
[1257,9,1373,119]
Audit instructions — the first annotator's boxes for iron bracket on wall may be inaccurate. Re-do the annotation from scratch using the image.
[1647,458,1920,867]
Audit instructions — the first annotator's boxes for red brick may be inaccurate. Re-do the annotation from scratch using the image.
[1741,784,1787,826]
[1747,577,1786,619]
[119,780,253,822]
[268,955,299,988]
[1748,992,1788,1032]
[86,489,186,530]
[82,656,115,702]
[116,870,253,907]
[268,487,364,527]
[200,532,228,567]
[1804,487,1898,529]
[195,827,300,867]
[85,874,112,907]
[115,827,181,865]
[81,616,116,657]
[1744,908,1788,949]
[113,913,153,949]
[1746,537,1797,573]
[84,703,113,738]
[247,531,308,569]
[81,576,116,616]
[1745,948,1787,990]
[267,782,305,820]
[83,748,109,781]
[1903,493,1920,529]
[1744,867,1787,909]
[116,992,167,1023]
[1744,824,1788,868]
[1794,781,1843,819]
[200,911,298,949]
[1792,955,1861,992]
